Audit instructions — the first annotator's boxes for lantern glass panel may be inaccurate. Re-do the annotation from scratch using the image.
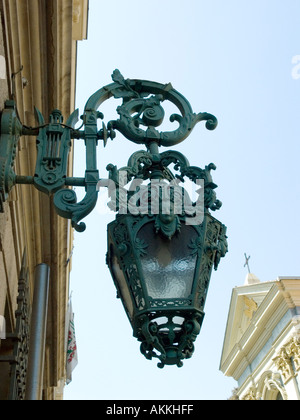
[109,244,134,320]
[137,223,198,300]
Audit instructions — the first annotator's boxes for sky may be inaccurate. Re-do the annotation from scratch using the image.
[64,0,300,400]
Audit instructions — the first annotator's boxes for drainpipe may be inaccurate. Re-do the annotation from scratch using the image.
[25,264,50,400]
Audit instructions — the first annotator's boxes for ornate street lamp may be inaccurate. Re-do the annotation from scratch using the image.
[0,70,227,367]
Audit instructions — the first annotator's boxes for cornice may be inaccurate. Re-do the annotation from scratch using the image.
[1,0,88,393]
[276,277,300,309]
[220,281,275,370]
[72,0,89,41]
[220,283,291,379]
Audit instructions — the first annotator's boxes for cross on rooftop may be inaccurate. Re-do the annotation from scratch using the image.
[244,253,251,273]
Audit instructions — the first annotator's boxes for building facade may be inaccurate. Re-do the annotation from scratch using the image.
[0,0,88,400]
[220,273,300,400]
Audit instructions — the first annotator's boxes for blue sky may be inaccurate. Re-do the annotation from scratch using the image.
[64,0,300,400]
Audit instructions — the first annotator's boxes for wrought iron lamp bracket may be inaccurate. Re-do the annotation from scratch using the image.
[0,70,228,369]
[0,70,219,232]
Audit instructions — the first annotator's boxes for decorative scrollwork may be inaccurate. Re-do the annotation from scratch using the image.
[33,108,78,195]
[137,313,203,368]
[84,69,218,147]
[0,251,31,400]
[107,148,222,217]
[0,101,23,211]
[111,220,146,311]
[273,336,300,384]
[107,210,227,368]
[53,182,98,232]
[0,70,219,233]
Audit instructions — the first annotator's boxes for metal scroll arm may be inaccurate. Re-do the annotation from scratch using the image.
[0,70,218,232]
[0,100,23,211]
[85,69,218,148]
[53,108,101,232]
[0,101,109,232]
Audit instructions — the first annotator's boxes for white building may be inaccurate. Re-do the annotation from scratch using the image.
[220,273,300,400]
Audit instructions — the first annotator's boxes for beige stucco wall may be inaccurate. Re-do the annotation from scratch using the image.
[0,0,88,400]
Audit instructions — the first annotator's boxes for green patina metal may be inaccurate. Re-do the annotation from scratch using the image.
[0,70,228,366]
[107,190,227,367]
[105,122,227,366]
[0,100,23,211]
[0,70,218,231]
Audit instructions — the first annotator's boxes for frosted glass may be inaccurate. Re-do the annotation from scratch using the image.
[138,223,197,299]
[109,246,134,319]
[141,256,196,299]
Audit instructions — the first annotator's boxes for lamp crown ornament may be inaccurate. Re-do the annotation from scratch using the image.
[0,70,228,367]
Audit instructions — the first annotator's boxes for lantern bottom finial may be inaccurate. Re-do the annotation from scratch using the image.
[136,311,204,368]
